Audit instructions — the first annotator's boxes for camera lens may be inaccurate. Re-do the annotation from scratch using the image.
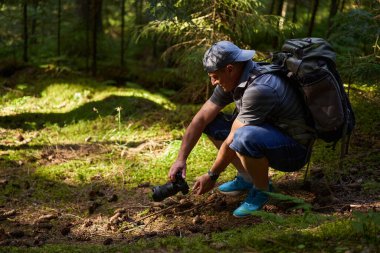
[152,183,175,202]
[151,173,189,202]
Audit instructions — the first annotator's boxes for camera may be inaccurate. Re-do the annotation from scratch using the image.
[152,172,189,202]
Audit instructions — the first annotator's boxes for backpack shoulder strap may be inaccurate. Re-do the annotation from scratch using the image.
[249,64,283,82]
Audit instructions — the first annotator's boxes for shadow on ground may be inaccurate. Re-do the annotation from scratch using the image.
[0,95,169,130]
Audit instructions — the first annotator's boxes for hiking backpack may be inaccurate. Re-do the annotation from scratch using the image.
[252,37,355,148]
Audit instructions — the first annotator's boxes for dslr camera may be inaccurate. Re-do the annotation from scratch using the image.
[152,172,189,202]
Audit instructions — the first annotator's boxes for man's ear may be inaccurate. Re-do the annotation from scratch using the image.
[226,64,234,72]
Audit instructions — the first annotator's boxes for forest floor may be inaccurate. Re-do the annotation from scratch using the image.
[0,66,379,252]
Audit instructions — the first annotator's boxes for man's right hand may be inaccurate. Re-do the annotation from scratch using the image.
[168,160,186,181]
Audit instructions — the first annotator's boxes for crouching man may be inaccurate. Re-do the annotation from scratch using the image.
[168,41,313,217]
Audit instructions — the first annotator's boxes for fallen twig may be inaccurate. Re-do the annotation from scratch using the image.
[134,204,181,223]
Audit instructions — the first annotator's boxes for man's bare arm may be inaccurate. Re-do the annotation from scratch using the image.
[193,119,246,194]
[169,100,222,180]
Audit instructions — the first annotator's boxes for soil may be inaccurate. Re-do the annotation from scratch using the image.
[0,133,379,248]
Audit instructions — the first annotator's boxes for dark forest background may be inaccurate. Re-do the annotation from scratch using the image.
[0,0,379,102]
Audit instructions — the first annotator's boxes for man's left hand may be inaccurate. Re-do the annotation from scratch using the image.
[192,173,216,195]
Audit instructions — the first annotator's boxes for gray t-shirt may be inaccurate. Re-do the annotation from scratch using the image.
[209,60,312,144]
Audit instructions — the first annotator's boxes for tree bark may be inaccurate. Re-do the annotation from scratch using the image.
[85,0,90,73]
[328,0,339,27]
[279,0,288,30]
[272,0,284,48]
[269,0,276,14]
[23,0,28,62]
[91,0,102,76]
[134,0,143,25]
[307,0,319,37]
[30,0,38,44]
[120,0,125,67]
[276,0,284,16]
[340,0,346,12]
[78,0,103,32]
[292,0,298,23]
[57,0,61,58]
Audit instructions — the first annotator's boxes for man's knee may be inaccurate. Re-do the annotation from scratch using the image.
[232,126,265,148]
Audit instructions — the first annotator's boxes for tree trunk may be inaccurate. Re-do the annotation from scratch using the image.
[328,0,339,27]
[279,0,288,30]
[120,0,125,67]
[272,0,284,48]
[57,0,61,58]
[78,0,103,32]
[91,0,102,76]
[276,0,284,16]
[23,0,28,62]
[85,0,90,73]
[269,0,276,14]
[340,0,346,12]
[134,0,143,25]
[30,0,38,44]
[307,0,319,37]
[292,0,298,23]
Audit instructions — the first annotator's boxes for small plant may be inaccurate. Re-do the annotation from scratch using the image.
[92,107,102,120]
[352,211,380,241]
[267,192,313,213]
[115,106,123,145]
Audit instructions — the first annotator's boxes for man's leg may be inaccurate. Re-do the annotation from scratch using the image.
[203,113,253,195]
[229,124,308,217]
[236,154,269,191]
[209,138,252,183]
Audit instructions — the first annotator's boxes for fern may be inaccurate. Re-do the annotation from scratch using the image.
[267,192,313,213]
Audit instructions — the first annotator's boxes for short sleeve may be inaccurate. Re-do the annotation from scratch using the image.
[209,85,234,107]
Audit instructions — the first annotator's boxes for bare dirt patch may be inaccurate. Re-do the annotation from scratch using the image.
[1,170,379,248]
[0,133,379,247]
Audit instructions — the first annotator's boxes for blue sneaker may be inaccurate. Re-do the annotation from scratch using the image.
[218,176,253,196]
[233,184,273,218]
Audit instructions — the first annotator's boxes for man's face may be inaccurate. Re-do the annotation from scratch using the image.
[208,64,239,92]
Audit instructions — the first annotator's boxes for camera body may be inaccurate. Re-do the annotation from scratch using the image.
[152,172,189,202]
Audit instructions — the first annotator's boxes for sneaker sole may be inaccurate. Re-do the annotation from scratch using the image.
[218,189,247,196]
[232,200,269,218]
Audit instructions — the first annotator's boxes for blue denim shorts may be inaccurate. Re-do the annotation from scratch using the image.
[203,113,308,172]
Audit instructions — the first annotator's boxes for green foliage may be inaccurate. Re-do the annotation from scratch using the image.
[139,0,288,101]
[352,211,380,241]
[267,192,313,213]
[329,9,380,85]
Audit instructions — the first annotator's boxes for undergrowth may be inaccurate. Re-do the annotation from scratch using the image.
[0,73,379,252]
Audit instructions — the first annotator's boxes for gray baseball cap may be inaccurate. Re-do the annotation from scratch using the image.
[203,41,255,73]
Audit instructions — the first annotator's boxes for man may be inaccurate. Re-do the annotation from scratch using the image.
[168,41,313,217]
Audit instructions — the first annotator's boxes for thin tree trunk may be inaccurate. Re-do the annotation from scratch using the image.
[307,0,319,37]
[269,0,276,14]
[328,0,339,28]
[279,0,288,30]
[23,0,28,62]
[120,0,125,67]
[57,0,61,58]
[92,0,99,76]
[340,0,346,12]
[91,0,103,76]
[276,0,284,16]
[272,0,284,48]
[292,0,298,23]
[134,0,143,25]
[85,0,90,73]
[30,0,38,44]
